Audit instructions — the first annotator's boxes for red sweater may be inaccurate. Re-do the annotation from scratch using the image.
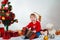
[26,21,41,32]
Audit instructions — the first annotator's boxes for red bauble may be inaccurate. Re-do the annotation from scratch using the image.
[1,0,8,4]
[1,2,6,5]
[10,12,15,20]
[5,16,11,20]
[4,0,8,1]
[4,7,8,10]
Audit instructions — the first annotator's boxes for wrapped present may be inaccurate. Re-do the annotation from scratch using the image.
[12,31,19,37]
[0,27,4,37]
[17,30,23,36]
[0,27,4,33]
[3,31,11,39]
[8,30,13,37]
[8,30,19,37]
[55,30,60,35]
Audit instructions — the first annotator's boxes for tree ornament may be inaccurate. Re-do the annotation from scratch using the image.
[1,0,8,4]
[2,16,5,20]
[44,35,48,40]
[6,12,10,16]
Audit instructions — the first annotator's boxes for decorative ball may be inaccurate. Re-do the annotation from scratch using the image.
[6,13,10,16]
[44,36,48,40]
[2,10,5,13]
[2,16,5,20]
[11,21,13,23]
[5,16,11,20]
[1,0,8,4]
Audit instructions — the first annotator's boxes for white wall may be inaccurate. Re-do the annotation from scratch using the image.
[0,0,60,30]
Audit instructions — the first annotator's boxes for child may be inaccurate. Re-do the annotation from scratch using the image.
[25,12,42,37]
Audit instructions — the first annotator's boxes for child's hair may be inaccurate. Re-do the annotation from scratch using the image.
[30,13,36,18]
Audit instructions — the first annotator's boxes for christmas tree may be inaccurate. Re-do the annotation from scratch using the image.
[0,0,18,31]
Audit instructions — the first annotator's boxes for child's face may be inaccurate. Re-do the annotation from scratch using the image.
[30,16,36,22]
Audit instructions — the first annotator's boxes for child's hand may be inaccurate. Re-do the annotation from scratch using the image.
[40,31,44,35]
[29,28,31,30]
[33,30,36,33]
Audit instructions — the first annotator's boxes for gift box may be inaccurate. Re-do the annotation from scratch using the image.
[55,30,60,35]
[7,30,19,37]
[0,27,4,33]
[3,31,11,39]
[17,30,23,36]
[8,30,13,37]
[0,27,4,37]
[12,32,19,37]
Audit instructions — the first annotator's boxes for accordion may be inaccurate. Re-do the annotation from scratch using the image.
[22,27,37,39]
